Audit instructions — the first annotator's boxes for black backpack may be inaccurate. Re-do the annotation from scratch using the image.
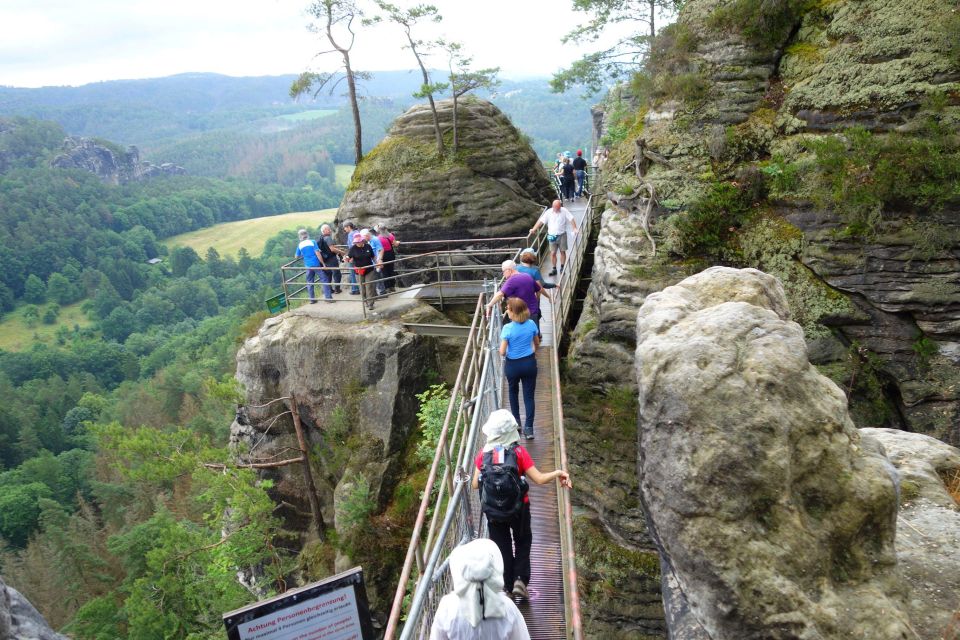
[480,444,527,522]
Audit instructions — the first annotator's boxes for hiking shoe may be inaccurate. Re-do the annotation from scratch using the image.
[334,288,343,294]
[512,579,528,600]
[548,268,557,276]
[350,290,360,295]
[524,433,535,440]
[323,299,334,304]
[559,265,564,273]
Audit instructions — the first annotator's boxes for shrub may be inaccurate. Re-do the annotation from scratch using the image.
[709,0,814,49]
[666,174,765,258]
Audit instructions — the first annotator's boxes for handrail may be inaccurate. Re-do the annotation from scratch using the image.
[385,198,590,639]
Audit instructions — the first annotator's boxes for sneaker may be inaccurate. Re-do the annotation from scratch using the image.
[524,433,535,440]
[323,299,334,304]
[512,579,528,600]
[309,300,317,304]
[559,265,564,273]
[548,268,557,276]
[367,303,375,310]
[350,290,360,295]
[334,288,343,294]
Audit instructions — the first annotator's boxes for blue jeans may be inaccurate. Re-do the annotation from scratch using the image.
[504,354,537,434]
[575,169,586,196]
[305,268,318,301]
[347,269,359,294]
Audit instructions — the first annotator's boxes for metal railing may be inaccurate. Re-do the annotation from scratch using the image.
[384,196,594,639]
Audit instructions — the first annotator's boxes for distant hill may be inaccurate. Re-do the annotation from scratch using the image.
[0,72,594,161]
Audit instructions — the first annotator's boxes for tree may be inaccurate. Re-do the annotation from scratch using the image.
[292,0,369,165]
[23,273,46,304]
[42,304,59,325]
[47,272,81,305]
[440,40,500,154]
[374,2,447,156]
[168,246,200,278]
[551,0,684,95]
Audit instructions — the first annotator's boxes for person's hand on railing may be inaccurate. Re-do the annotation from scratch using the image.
[557,470,573,489]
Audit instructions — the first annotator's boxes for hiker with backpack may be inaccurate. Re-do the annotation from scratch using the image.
[471,409,572,601]
[429,538,530,640]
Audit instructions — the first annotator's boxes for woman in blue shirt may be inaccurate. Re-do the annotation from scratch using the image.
[500,297,540,439]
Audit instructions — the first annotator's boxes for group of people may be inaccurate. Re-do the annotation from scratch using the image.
[429,200,580,638]
[294,221,398,310]
[553,150,589,203]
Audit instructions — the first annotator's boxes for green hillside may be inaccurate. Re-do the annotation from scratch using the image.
[163,209,338,258]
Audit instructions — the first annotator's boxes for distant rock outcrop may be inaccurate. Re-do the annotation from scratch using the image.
[51,136,185,185]
[635,267,915,639]
[0,576,69,640]
[336,98,555,241]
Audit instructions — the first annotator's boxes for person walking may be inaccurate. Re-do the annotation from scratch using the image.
[342,221,361,294]
[472,410,572,601]
[500,298,540,439]
[529,200,578,276]
[346,231,377,310]
[294,229,328,303]
[318,224,344,296]
[485,260,543,330]
[573,149,588,198]
[559,156,576,201]
[429,538,530,640]
[516,248,555,295]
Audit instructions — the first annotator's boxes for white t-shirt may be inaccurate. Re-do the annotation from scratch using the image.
[538,207,575,235]
[429,592,530,640]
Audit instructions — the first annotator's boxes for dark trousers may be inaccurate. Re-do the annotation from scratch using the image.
[382,249,397,290]
[561,175,575,199]
[489,503,532,588]
[321,257,341,291]
[505,353,537,435]
[305,268,319,301]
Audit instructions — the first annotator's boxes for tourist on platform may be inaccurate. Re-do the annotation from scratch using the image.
[429,538,530,640]
[573,149,588,197]
[374,223,399,291]
[342,221,361,294]
[471,410,572,601]
[485,260,543,330]
[362,228,386,297]
[295,229,328,303]
[500,297,540,439]
[346,231,377,310]
[318,224,344,296]
[529,200,578,276]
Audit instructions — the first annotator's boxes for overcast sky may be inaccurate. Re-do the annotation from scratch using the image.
[0,0,608,88]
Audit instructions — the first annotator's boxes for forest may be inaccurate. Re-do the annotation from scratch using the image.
[0,68,592,638]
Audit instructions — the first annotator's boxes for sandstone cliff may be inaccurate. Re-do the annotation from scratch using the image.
[0,575,68,640]
[570,0,960,444]
[336,98,556,241]
[634,267,960,639]
[230,301,450,620]
[51,136,185,184]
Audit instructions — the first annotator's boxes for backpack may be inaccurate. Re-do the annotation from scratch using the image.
[480,443,527,522]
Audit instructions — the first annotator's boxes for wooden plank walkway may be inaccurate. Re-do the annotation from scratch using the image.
[504,197,587,639]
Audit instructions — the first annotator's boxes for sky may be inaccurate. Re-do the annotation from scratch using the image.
[0,0,606,88]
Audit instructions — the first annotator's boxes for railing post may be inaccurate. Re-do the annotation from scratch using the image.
[435,254,444,310]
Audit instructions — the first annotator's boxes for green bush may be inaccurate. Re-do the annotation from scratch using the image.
[709,0,813,49]
[807,124,960,235]
[666,176,763,258]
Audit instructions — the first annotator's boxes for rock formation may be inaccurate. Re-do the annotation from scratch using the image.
[336,98,555,242]
[860,428,960,639]
[51,136,185,184]
[230,301,450,617]
[0,576,69,640]
[569,0,960,444]
[634,266,916,639]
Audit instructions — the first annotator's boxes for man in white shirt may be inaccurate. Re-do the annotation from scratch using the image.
[529,199,578,276]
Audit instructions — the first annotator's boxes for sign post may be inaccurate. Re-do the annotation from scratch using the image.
[223,567,374,640]
[266,292,287,314]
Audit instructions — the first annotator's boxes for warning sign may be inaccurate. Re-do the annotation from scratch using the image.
[223,568,374,640]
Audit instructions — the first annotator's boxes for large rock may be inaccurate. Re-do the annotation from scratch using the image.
[860,428,960,640]
[0,576,69,640]
[231,302,445,613]
[51,136,185,184]
[635,267,914,639]
[336,98,555,242]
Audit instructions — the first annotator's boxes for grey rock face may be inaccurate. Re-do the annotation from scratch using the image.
[0,576,69,640]
[51,136,185,184]
[635,266,914,639]
[336,98,555,242]
[231,304,443,612]
[860,428,960,640]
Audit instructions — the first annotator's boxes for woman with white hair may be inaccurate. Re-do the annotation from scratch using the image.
[471,409,572,601]
[429,538,530,640]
